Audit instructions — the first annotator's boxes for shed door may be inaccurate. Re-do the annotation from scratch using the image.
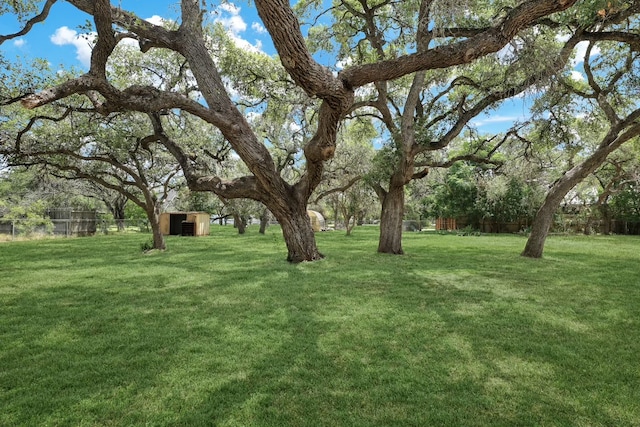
[169,214,187,235]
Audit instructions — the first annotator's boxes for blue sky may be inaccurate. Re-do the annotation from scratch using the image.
[0,0,272,68]
[0,1,588,135]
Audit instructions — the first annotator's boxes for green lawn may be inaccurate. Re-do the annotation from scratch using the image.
[1,226,639,426]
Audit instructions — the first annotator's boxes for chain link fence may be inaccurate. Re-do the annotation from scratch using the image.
[0,218,151,241]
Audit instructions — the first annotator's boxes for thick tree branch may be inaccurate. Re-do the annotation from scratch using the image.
[146,112,265,202]
[339,0,578,88]
[66,0,179,50]
[255,0,350,107]
[415,31,582,155]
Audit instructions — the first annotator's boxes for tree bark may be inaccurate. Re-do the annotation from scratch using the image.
[599,204,612,235]
[270,202,323,262]
[521,193,561,258]
[377,182,405,254]
[147,204,165,251]
[111,198,126,232]
[259,208,270,234]
[233,212,247,234]
[345,214,356,236]
[104,197,126,232]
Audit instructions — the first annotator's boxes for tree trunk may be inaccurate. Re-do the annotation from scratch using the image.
[521,195,559,258]
[584,207,593,236]
[233,212,247,234]
[345,215,356,236]
[147,205,166,251]
[271,203,323,263]
[378,182,405,254]
[107,197,127,232]
[340,203,356,236]
[522,143,622,258]
[259,208,270,234]
[600,203,611,235]
[114,203,125,232]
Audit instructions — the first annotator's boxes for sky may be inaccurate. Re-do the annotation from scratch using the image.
[0,1,589,135]
[0,1,273,68]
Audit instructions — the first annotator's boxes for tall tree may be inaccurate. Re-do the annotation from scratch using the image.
[313,0,591,254]
[3,0,580,261]
[521,10,640,257]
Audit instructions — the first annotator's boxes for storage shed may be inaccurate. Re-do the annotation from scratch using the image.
[307,210,326,232]
[160,212,210,236]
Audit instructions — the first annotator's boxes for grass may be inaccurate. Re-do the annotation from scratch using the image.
[1,226,639,426]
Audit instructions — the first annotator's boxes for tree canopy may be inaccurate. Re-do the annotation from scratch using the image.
[4,0,640,261]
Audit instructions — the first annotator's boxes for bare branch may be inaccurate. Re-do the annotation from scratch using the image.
[0,0,58,45]
[312,175,362,204]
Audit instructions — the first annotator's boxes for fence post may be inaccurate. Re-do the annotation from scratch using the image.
[12,220,15,241]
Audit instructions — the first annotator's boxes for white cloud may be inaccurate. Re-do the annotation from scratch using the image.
[471,115,524,128]
[251,22,266,34]
[336,56,353,70]
[50,26,76,44]
[572,41,601,66]
[556,33,601,66]
[215,3,246,34]
[288,122,302,133]
[115,16,169,49]
[145,15,165,26]
[218,14,247,34]
[13,38,26,48]
[50,26,95,68]
[570,70,585,81]
[219,3,241,15]
[213,3,263,53]
[118,37,140,48]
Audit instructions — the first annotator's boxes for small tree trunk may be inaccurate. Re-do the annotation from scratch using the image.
[522,144,619,258]
[521,198,557,258]
[378,183,405,255]
[600,204,611,235]
[233,213,247,234]
[584,208,593,236]
[110,203,126,232]
[259,208,270,234]
[147,205,166,250]
[345,214,356,236]
[340,203,356,236]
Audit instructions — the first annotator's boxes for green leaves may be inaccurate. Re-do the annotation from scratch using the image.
[0,0,39,23]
